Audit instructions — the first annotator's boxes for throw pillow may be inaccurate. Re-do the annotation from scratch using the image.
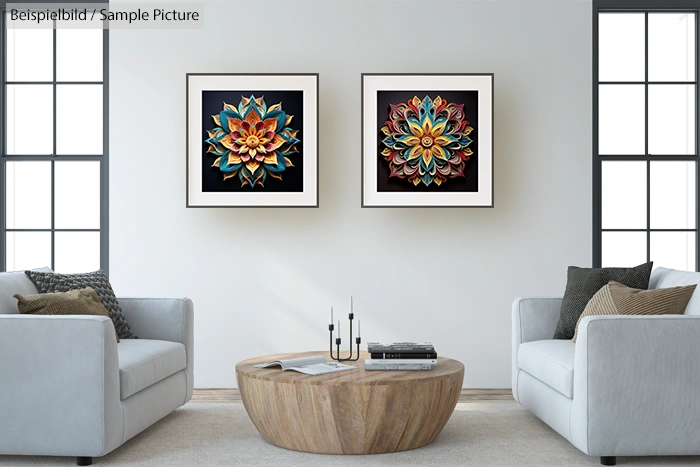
[553,262,653,340]
[15,287,119,342]
[571,280,696,342]
[25,270,136,340]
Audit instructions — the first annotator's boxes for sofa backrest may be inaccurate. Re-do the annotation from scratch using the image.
[0,268,52,314]
[650,267,700,315]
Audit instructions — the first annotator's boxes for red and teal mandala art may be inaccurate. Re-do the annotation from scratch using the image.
[380,95,474,187]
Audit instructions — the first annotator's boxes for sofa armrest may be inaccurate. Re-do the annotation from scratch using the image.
[511,297,562,401]
[118,297,194,401]
[571,315,700,457]
[512,297,562,345]
[0,315,122,457]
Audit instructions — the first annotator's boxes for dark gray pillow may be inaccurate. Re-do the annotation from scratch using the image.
[25,270,136,340]
[553,262,653,340]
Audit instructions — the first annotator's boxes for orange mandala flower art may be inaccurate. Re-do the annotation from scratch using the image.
[205,95,300,188]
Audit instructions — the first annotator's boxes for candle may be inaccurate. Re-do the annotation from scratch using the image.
[349,295,353,316]
[357,319,361,338]
[336,319,340,339]
[329,306,333,325]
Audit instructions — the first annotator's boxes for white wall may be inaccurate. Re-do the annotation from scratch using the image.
[110,0,592,388]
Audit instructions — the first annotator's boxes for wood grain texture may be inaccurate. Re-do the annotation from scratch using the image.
[191,388,514,403]
[235,351,464,454]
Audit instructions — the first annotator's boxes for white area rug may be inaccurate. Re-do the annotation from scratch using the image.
[1,403,699,466]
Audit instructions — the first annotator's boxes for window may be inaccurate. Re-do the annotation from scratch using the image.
[593,1,699,270]
[0,11,108,273]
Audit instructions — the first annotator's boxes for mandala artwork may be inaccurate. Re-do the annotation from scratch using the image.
[380,95,473,187]
[205,95,300,187]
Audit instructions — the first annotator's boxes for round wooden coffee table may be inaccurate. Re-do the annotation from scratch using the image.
[236,351,464,454]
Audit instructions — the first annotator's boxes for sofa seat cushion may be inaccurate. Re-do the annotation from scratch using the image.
[118,339,186,400]
[518,340,575,398]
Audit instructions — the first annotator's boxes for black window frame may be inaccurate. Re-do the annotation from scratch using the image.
[593,0,700,269]
[0,0,109,274]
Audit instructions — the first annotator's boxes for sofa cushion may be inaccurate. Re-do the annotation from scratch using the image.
[0,268,53,315]
[118,339,186,400]
[518,340,575,398]
[554,262,653,340]
[572,280,696,342]
[15,287,120,342]
[26,270,136,339]
[650,267,700,315]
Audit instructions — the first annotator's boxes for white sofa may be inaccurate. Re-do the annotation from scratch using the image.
[512,267,700,466]
[0,270,194,465]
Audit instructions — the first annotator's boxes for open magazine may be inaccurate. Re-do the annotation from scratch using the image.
[254,356,357,375]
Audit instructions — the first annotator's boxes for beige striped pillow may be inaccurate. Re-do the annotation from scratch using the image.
[571,280,696,342]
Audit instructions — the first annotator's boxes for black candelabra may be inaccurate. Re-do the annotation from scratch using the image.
[328,305,361,362]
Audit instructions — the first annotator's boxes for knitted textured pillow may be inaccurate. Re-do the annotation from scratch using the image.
[15,287,120,342]
[25,270,136,340]
[571,280,696,342]
[553,262,653,340]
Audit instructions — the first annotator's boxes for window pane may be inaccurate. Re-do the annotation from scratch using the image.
[599,85,645,155]
[56,85,103,155]
[651,232,696,271]
[602,161,647,229]
[6,232,51,272]
[650,161,695,229]
[602,232,647,267]
[598,13,645,82]
[54,232,100,273]
[649,13,696,82]
[648,85,695,155]
[54,161,100,229]
[57,29,103,82]
[6,85,53,155]
[5,161,52,229]
[6,27,53,81]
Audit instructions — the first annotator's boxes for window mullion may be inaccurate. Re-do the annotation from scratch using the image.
[600,81,697,84]
[51,21,56,270]
[593,6,601,267]
[645,12,651,264]
[5,81,104,85]
[695,11,700,271]
[101,27,108,276]
[0,12,6,271]
[696,12,700,270]
[599,155,700,160]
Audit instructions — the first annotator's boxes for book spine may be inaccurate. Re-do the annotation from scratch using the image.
[369,359,437,365]
[367,348,435,353]
[370,352,438,359]
[364,363,432,371]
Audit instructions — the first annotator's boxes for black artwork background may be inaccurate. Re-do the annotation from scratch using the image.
[376,90,478,192]
[201,90,304,192]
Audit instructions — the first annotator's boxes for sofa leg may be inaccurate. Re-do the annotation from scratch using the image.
[600,456,616,466]
[77,457,92,466]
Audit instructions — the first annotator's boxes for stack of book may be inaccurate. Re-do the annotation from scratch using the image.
[365,342,437,371]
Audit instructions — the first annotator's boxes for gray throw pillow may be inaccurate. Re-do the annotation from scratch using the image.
[553,262,653,340]
[25,270,136,340]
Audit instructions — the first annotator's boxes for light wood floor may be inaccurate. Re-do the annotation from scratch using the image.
[192,388,514,403]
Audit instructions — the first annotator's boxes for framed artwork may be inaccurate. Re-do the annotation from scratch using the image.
[187,73,318,207]
[362,73,493,207]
